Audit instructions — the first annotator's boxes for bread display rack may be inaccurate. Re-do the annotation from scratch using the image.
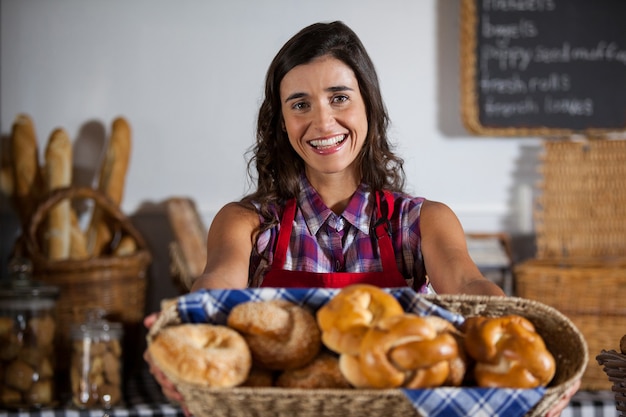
[147,289,587,417]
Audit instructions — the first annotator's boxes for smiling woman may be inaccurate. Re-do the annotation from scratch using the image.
[143,20,578,416]
[280,55,368,180]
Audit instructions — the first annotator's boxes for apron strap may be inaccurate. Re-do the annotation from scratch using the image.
[273,198,297,268]
[373,190,397,272]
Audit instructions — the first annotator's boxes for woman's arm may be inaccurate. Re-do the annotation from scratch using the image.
[418,200,505,296]
[190,202,260,291]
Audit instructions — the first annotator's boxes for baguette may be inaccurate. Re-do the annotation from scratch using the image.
[86,117,132,255]
[0,137,13,196]
[113,235,136,256]
[69,210,89,260]
[10,114,44,227]
[44,128,72,260]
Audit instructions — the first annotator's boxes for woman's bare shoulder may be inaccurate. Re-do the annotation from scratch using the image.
[419,199,459,222]
[210,201,260,235]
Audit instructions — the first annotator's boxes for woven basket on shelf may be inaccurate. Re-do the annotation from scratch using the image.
[515,259,626,390]
[515,138,626,391]
[534,139,626,260]
[596,350,626,416]
[20,186,152,367]
[148,293,587,417]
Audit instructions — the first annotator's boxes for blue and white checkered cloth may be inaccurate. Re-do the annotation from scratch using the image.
[176,288,545,417]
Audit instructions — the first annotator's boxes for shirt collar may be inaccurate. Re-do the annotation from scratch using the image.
[297,174,374,236]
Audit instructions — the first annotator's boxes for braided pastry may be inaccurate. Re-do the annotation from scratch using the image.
[462,315,556,388]
[345,314,465,388]
[316,284,404,355]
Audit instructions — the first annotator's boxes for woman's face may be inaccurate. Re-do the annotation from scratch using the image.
[279,55,368,181]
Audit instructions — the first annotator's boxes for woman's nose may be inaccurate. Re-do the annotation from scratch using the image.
[311,104,334,131]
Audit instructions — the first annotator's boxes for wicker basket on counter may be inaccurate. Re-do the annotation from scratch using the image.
[148,292,587,417]
[514,138,626,391]
[20,186,152,365]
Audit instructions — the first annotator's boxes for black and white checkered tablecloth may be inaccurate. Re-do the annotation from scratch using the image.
[0,369,619,417]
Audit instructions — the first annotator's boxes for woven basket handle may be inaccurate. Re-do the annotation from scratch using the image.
[26,186,148,257]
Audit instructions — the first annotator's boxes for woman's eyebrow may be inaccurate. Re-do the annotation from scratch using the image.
[285,92,307,103]
[284,85,355,103]
[327,85,354,93]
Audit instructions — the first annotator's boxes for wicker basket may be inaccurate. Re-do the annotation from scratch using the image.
[148,293,587,417]
[20,186,152,366]
[597,350,626,416]
[514,138,626,391]
[515,258,626,390]
[534,139,626,260]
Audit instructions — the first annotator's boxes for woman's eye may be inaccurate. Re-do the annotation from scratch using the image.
[292,101,309,110]
[332,95,349,104]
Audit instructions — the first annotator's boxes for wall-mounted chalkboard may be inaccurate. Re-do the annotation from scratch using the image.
[460,0,626,136]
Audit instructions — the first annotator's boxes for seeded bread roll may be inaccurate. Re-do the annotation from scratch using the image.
[227,300,322,370]
[44,128,72,260]
[276,351,351,389]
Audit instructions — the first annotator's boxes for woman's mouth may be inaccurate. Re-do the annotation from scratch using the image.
[308,134,347,150]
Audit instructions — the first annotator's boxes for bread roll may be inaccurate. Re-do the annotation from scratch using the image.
[240,366,275,387]
[316,284,404,355]
[10,114,43,227]
[148,324,251,387]
[462,315,556,388]
[44,128,72,260]
[86,117,131,255]
[276,351,351,389]
[356,314,464,389]
[227,300,321,370]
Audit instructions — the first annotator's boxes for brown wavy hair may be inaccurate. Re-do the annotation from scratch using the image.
[242,21,406,232]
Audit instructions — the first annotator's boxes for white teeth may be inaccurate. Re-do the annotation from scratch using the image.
[309,135,346,148]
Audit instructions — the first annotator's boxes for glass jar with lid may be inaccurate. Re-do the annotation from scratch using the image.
[70,308,123,409]
[0,257,60,409]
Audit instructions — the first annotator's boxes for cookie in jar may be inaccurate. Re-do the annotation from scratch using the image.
[70,309,123,409]
[0,258,59,409]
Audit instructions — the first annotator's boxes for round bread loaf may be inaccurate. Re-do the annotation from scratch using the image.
[148,323,251,387]
[227,300,321,370]
[276,351,352,389]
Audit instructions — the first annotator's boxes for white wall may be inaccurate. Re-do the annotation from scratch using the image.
[0,0,543,235]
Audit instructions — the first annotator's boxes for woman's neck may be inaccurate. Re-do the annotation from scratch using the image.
[305,169,360,214]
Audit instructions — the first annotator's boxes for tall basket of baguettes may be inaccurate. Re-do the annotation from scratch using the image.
[4,114,152,368]
[514,138,626,393]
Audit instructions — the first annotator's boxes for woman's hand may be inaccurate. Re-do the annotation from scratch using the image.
[545,378,581,417]
[143,313,192,417]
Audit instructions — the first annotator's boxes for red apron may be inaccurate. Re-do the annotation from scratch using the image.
[261,191,408,289]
